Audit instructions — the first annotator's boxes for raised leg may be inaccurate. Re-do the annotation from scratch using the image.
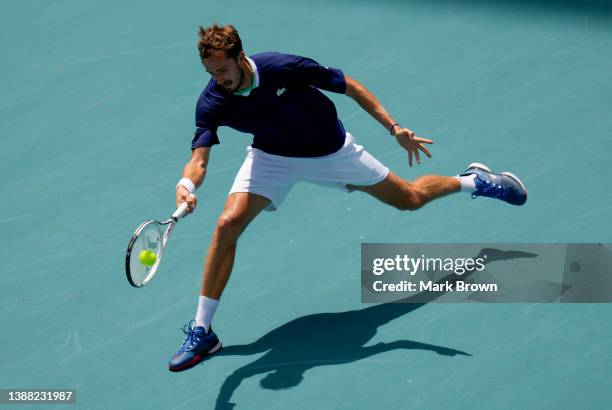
[350,171,460,210]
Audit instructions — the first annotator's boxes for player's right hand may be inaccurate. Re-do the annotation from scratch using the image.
[176,186,197,215]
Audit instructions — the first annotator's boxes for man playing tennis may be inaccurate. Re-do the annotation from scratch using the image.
[168,24,527,371]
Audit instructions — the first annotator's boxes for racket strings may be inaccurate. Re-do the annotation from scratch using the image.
[129,222,163,285]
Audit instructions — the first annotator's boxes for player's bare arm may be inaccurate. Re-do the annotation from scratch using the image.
[176,147,211,214]
[344,75,433,167]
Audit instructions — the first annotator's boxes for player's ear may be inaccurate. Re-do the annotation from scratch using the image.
[238,50,245,62]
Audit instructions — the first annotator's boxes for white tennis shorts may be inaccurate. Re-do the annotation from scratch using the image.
[229,133,390,210]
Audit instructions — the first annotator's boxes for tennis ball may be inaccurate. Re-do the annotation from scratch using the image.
[139,250,157,267]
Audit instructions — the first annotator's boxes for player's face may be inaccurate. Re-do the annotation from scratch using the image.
[203,50,245,93]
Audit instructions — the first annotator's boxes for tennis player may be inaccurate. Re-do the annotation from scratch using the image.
[168,24,528,371]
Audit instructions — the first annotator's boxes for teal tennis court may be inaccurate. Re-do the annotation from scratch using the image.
[2,0,612,408]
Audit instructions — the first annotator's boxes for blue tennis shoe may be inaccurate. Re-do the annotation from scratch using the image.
[168,320,222,372]
[461,163,527,206]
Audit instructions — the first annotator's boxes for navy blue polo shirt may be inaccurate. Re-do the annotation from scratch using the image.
[191,52,348,157]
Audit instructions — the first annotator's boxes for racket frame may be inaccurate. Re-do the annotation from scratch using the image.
[125,202,189,287]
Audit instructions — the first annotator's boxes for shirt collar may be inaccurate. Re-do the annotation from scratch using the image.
[234,56,259,96]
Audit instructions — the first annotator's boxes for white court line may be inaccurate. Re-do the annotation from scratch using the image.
[171,385,220,410]
[342,108,364,123]
[0,214,33,224]
[28,41,192,68]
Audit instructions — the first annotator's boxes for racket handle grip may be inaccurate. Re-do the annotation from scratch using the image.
[172,202,190,219]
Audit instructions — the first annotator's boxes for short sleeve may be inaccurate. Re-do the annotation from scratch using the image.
[191,95,220,150]
[284,55,346,94]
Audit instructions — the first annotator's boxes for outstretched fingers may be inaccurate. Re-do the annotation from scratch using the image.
[418,143,432,159]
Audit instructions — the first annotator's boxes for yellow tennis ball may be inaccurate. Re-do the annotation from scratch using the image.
[139,250,157,267]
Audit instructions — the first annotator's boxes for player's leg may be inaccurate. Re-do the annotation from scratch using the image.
[325,134,526,208]
[201,192,271,299]
[352,162,527,208]
[169,143,297,372]
[169,192,270,372]
[349,171,460,210]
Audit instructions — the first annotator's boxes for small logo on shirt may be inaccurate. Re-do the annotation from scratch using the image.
[276,87,286,96]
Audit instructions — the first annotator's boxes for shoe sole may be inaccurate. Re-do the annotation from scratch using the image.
[208,340,223,354]
[168,340,223,372]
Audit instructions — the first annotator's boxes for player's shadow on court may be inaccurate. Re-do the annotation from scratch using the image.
[212,248,535,410]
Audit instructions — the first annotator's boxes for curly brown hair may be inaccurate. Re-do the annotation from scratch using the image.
[197,24,243,62]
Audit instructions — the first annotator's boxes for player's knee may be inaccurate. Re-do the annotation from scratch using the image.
[215,212,247,240]
[395,187,424,211]
[396,199,423,211]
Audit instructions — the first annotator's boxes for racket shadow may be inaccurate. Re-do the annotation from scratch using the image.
[211,248,534,410]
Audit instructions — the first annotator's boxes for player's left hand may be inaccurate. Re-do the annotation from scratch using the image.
[394,128,433,167]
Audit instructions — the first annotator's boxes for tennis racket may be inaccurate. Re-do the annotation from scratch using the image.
[125,201,190,287]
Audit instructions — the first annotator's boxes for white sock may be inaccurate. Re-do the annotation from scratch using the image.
[195,296,219,332]
[455,174,477,193]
